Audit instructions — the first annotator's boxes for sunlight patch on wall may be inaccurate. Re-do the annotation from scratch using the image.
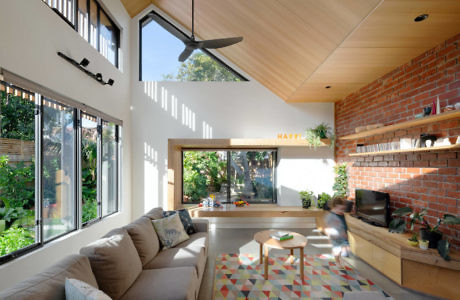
[144,142,159,212]
[202,121,213,139]
[182,103,196,131]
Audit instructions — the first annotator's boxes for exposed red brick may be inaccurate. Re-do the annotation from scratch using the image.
[335,33,460,250]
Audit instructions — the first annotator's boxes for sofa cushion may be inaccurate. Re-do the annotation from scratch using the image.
[0,254,97,300]
[143,246,206,278]
[145,207,164,220]
[123,216,160,265]
[163,209,196,235]
[65,278,111,300]
[152,213,190,249]
[176,232,209,254]
[80,229,142,300]
[120,268,197,300]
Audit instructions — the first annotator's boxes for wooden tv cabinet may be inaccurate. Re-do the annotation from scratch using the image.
[345,214,460,299]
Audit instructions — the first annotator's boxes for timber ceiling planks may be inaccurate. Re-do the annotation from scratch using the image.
[121,0,460,102]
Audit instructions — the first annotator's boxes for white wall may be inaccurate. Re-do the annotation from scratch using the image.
[129,6,335,216]
[0,0,132,291]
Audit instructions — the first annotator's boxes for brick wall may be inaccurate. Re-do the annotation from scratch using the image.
[335,33,460,249]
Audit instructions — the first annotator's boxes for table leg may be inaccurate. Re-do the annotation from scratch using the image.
[264,245,269,280]
[259,243,263,264]
[300,247,304,282]
[289,249,294,264]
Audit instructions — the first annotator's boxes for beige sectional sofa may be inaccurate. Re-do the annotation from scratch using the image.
[0,207,209,300]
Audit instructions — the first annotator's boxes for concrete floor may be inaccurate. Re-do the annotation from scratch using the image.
[197,228,440,300]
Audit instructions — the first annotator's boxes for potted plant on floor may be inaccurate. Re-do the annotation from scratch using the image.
[390,206,460,260]
[299,190,315,209]
[305,123,335,149]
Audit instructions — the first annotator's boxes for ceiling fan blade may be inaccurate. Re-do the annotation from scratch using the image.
[200,37,243,49]
[179,46,195,62]
[148,13,190,44]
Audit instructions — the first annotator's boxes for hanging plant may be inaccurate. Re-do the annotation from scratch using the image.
[305,123,335,149]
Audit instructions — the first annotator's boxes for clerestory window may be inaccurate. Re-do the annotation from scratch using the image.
[139,11,246,82]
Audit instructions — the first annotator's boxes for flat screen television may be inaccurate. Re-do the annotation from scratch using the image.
[355,189,390,227]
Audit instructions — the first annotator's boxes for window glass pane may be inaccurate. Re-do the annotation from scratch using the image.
[42,99,76,240]
[141,16,241,81]
[81,113,98,223]
[101,121,117,216]
[183,151,227,204]
[230,151,275,203]
[89,0,98,49]
[42,0,75,25]
[0,82,36,256]
[100,10,118,66]
[77,0,89,41]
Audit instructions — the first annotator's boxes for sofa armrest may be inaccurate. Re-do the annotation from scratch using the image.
[192,218,209,232]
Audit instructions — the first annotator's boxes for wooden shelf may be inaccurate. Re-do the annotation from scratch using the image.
[170,138,331,149]
[349,144,460,156]
[340,110,460,140]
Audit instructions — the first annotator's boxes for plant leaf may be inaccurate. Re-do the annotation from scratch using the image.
[442,214,460,225]
[392,207,413,217]
[437,240,451,261]
[389,218,406,233]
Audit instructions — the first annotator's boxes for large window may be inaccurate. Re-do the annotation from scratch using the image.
[140,11,246,81]
[42,0,120,67]
[182,150,276,204]
[0,77,122,263]
[42,98,76,241]
[0,82,38,257]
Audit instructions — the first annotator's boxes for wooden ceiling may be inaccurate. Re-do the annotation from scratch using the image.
[121,0,460,102]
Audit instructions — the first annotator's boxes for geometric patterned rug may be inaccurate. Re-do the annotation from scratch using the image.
[213,253,392,299]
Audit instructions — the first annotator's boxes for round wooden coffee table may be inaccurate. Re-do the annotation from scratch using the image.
[254,230,307,280]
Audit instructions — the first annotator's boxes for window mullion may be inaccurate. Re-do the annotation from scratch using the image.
[97,118,102,219]
[36,94,43,245]
[76,110,83,228]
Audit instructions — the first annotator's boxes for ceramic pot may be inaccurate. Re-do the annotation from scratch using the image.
[419,240,429,250]
[420,229,442,249]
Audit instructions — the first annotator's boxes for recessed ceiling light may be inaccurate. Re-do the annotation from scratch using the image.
[414,14,429,22]
[325,86,331,89]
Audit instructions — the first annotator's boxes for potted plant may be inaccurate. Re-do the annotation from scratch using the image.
[317,192,331,209]
[299,190,315,209]
[390,206,460,260]
[408,233,418,247]
[305,123,335,149]
[333,163,348,198]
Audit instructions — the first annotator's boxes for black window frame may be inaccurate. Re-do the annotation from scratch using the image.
[139,10,248,82]
[41,0,120,68]
[0,79,122,265]
[181,149,277,205]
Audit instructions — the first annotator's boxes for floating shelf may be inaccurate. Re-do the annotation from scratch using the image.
[170,138,331,148]
[340,110,460,140]
[349,144,460,156]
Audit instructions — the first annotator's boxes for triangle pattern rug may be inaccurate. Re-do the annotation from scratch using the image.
[213,253,392,299]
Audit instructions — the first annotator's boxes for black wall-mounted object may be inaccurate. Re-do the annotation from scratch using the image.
[57,52,114,86]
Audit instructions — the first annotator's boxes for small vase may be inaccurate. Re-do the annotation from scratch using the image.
[419,240,429,250]
[436,97,441,115]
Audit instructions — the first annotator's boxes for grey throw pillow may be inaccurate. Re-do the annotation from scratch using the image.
[152,213,190,249]
[65,278,111,300]
[162,209,196,235]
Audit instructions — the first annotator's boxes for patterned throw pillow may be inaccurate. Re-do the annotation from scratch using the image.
[163,209,196,235]
[152,213,190,249]
[65,278,111,300]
